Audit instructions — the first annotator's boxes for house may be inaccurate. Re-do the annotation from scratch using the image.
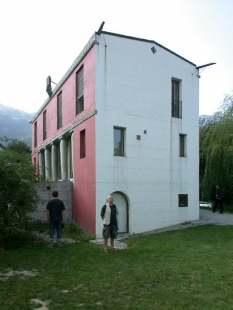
[31,23,199,237]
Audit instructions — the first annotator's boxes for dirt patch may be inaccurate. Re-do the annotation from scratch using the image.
[31,298,49,310]
[0,269,38,281]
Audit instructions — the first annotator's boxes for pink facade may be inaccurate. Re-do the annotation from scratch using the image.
[31,45,96,233]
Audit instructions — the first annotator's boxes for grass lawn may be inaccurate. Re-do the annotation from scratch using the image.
[1,224,233,310]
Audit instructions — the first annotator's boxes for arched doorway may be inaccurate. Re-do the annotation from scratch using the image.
[111,192,128,233]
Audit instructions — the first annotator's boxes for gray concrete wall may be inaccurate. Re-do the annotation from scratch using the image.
[29,180,73,223]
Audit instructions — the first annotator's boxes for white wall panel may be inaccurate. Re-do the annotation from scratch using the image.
[95,33,199,237]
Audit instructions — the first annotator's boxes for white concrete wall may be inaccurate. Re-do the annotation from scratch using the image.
[95,34,199,237]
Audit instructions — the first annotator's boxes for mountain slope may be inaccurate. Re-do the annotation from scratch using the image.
[0,103,34,147]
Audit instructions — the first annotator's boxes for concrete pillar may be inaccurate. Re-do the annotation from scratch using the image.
[51,143,58,181]
[71,132,74,179]
[44,148,51,181]
[38,151,45,179]
[60,138,68,180]
[67,139,71,180]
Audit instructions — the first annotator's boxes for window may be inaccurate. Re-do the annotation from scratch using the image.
[57,92,62,129]
[76,66,84,115]
[114,127,125,156]
[80,129,86,158]
[171,79,182,118]
[34,121,37,147]
[179,194,188,207]
[43,111,47,141]
[179,134,187,157]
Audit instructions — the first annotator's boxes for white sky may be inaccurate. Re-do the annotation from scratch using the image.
[0,0,232,115]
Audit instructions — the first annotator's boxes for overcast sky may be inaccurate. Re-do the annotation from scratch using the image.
[0,0,232,116]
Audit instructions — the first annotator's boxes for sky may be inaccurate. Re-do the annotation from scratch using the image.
[0,0,232,116]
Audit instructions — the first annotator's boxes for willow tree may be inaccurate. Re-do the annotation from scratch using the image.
[200,94,233,202]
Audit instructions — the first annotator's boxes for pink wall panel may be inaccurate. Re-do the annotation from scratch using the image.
[31,44,96,233]
[72,116,96,233]
[32,46,95,154]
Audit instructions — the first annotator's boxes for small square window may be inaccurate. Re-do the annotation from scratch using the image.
[114,127,125,156]
[179,194,188,207]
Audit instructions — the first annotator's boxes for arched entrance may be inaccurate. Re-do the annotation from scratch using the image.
[111,192,128,233]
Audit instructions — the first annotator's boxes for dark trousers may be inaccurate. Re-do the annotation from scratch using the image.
[213,198,223,214]
[49,220,62,241]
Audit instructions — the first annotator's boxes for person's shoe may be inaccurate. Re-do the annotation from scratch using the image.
[104,248,108,253]
[47,245,53,249]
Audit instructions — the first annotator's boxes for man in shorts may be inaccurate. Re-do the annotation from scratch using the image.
[100,195,118,253]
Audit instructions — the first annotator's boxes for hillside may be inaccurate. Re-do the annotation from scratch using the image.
[0,103,34,147]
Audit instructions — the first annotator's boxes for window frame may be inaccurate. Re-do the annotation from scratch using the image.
[76,66,84,115]
[171,79,182,119]
[178,194,188,207]
[80,129,86,159]
[114,127,125,156]
[34,121,37,147]
[57,92,62,130]
[43,111,47,141]
[179,134,187,157]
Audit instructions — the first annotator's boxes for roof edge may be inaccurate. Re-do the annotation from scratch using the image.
[101,31,196,67]
[30,33,97,123]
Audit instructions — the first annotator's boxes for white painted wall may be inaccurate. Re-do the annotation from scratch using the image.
[95,33,199,237]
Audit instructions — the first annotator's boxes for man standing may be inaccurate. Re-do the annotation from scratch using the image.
[213,184,224,214]
[101,195,118,253]
[46,191,65,248]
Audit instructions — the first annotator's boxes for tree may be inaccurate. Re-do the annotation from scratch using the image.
[0,137,39,248]
[7,140,31,155]
[200,94,233,203]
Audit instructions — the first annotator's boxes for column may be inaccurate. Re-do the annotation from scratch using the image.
[67,138,71,180]
[71,132,74,179]
[51,143,58,181]
[38,151,45,179]
[60,138,68,180]
[44,148,51,181]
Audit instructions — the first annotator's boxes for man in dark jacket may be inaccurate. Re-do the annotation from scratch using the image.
[46,191,65,248]
[100,195,118,253]
[213,184,224,214]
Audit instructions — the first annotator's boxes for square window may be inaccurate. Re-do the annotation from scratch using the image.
[114,127,125,156]
[179,194,188,207]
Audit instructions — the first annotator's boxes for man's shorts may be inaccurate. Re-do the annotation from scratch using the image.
[102,224,117,239]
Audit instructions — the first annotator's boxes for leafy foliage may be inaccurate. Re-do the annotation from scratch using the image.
[6,140,31,155]
[200,94,233,202]
[0,137,39,247]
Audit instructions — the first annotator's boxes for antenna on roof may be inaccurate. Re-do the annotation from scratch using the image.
[46,76,57,98]
[97,21,105,35]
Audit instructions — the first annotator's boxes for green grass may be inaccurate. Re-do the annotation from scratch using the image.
[1,225,233,309]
